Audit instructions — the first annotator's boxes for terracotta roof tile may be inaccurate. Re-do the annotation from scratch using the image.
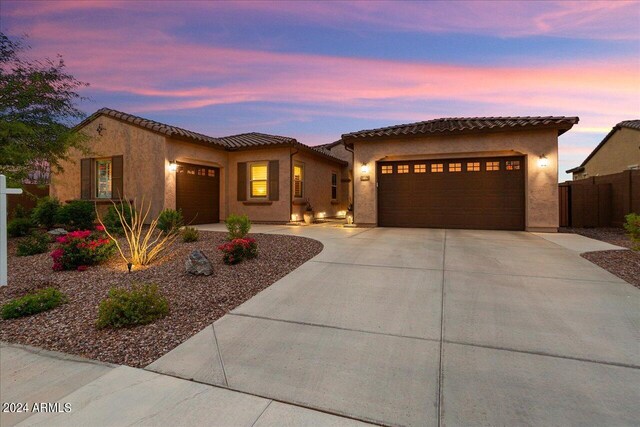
[342,116,579,140]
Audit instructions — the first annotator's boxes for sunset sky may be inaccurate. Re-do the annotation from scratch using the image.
[2,0,639,180]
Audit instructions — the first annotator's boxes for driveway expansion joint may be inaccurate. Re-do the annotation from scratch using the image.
[211,324,229,387]
[443,267,628,284]
[228,312,441,343]
[444,340,640,370]
[310,259,444,272]
[437,229,447,427]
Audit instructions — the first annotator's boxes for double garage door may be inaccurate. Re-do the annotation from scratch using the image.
[377,156,525,230]
[176,162,220,225]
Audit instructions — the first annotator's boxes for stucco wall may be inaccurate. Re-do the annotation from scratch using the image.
[575,128,640,179]
[326,143,354,208]
[351,129,559,231]
[165,138,228,220]
[227,147,292,222]
[291,151,348,220]
[51,115,166,218]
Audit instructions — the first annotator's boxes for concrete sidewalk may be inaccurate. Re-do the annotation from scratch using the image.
[1,343,369,427]
[149,224,639,426]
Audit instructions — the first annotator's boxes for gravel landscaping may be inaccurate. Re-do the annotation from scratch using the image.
[562,227,639,289]
[0,231,323,367]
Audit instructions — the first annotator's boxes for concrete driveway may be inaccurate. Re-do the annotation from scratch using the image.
[148,224,640,426]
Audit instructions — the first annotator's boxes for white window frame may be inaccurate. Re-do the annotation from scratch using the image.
[293,162,305,199]
[248,161,269,199]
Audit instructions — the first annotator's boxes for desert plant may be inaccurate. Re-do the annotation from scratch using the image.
[31,197,61,229]
[624,213,640,250]
[157,208,184,233]
[225,214,251,240]
[96,283,169,329]
[1,287,67,319]
[102,202,135,235]
[55,200,96,230]
[97,198,180,266]
[7,217,33,237]
[17,232,51,256]
[182,226,199,242]
[51,227,115,271]
[218,237,258,265]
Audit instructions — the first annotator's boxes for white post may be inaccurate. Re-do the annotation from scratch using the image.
[1,175,23,286]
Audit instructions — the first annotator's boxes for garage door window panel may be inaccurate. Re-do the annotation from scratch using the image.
[506,160,521,170]
[431,163,444,173]
[397,164,409,174]
[486,161,500,171]
[414,164,426,173]
[249,162,269,198]
[381,165,393,174]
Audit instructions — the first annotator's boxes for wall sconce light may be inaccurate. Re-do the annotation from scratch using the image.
[291,213,299,222]
[168,160,177,172]
[360,163,370,174]
[537,155,549,168]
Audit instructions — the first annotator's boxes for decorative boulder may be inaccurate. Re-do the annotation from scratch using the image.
[48,228,68,236]
[185,250,213,276]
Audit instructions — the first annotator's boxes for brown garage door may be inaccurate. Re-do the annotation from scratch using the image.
[176,162,220,225]
[377,156,525,230]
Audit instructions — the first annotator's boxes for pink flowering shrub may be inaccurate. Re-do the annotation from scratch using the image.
[51,227,116,271]
[217,238,258,265]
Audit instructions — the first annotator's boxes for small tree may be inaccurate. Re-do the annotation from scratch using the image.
[624,213,640,251]
[0,33,89,186]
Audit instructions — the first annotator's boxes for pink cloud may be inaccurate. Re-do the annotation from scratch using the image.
[6,0,638,40]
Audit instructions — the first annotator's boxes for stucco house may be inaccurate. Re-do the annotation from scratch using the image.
[51,108,351,224]
[52,111,578,231]
[566,120,640,180]
[323,116,579,231]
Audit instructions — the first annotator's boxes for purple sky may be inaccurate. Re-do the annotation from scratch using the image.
[2,0,639,180]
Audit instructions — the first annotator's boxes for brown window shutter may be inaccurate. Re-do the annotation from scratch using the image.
[111,155,124,199]
[81,158,92,199]
[269,160,279,201]
[237,162,247,201]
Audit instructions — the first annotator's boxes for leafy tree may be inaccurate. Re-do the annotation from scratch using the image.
[0,33,89,186]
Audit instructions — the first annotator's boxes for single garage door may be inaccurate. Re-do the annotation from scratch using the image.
[377,156,525,230]
[176,162,220,225]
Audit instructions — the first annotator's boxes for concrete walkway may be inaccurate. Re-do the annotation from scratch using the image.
[145,224,640,426]
[1,342,369,427]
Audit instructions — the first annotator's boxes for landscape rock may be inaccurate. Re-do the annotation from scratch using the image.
[48,228,68,236]
[185,250,213,276]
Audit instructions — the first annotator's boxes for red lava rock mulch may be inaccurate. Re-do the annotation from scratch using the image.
[561,227,639,290]
[0,231,323,367]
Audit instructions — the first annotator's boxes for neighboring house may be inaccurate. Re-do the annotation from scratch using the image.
[338,116,579,231]
[50,108,350,224]
[566,120,640,180]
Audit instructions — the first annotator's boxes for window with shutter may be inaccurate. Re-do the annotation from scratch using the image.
[331,172,337,200]
[293,163,304,198]
[249,162,268,198]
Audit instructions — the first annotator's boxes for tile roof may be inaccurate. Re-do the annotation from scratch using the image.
[78,108,346,164]
[218,132,296,149]
[342,116,579,140]
[566,119,640,173]
[78,108,226,147]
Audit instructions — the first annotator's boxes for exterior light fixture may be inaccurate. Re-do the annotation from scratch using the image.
[127,262,133,273]
[168,161,177,172]
[538,155,549,168]
[291,213,299,222]
[360,163,370,174]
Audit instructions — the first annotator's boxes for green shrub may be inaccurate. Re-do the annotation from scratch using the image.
[225,214,251,240]
[31,197,61,229]
[7,217,33,237]
[96,283,169,329]
[17,232,51,256]
[624,213,640,250]
[102,203,135,235]
[1,288,67,320]
[182,226,199,242]
[12,204,29,219]
[157,209,183,233]
[55,200,96,230]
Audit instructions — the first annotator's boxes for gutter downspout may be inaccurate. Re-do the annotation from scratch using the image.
[290,146,299,222]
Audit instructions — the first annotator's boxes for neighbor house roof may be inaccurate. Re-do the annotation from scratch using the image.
[566,119,640,174]
[342,116,579,141]
[76,108,226,148]
[77,108,346,165]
